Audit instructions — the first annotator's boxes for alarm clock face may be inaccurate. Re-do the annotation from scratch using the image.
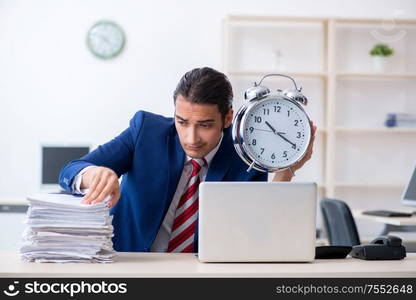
[241,96,311,170]
[87,20,125,59]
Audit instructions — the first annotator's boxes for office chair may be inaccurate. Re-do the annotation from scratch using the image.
[320,198,361,246]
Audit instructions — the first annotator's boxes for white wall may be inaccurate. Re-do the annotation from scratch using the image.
[1,0,416,200]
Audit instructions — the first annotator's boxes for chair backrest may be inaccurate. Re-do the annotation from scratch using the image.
[320,198,361,246]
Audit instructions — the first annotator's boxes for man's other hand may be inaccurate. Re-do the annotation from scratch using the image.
[291,121,317,173]
[272,121,317,181]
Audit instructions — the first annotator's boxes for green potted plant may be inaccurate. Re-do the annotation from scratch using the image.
[369,44,394,72]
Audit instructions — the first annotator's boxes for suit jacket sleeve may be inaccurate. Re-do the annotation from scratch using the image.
[58,111,145,192]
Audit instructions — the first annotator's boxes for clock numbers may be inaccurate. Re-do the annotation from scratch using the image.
[260,148,265,154]
[252,139,257,146]
[274,106,281,113]
[254,116,262,123]
[283,151,287,157]
[294,120,299,126]
[297,132,301,138]
[263,108,270,115]
[271,153,276,159]
[249,127,254,133]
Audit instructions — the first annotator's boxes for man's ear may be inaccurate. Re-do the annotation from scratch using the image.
[223,109,234,128]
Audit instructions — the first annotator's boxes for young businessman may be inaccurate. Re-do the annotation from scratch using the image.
[59,67,316,252]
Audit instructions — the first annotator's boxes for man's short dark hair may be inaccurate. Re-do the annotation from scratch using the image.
[173,67,233,119]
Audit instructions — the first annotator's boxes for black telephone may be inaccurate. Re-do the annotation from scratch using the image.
[350,235,406,260]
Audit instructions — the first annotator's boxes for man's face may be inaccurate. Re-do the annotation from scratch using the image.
[175,95,233,159]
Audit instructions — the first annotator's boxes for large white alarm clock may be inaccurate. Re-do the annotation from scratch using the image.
[232,74,311,173]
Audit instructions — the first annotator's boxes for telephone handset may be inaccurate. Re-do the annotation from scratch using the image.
[351,235,406,260]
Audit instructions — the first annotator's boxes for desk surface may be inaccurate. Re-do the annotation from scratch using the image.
[1,252,415,278]
[354,210,416,226]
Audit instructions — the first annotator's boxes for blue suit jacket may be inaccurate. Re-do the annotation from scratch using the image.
[59,111,267,252]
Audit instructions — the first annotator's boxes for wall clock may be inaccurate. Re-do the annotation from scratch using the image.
[87,20,125,59]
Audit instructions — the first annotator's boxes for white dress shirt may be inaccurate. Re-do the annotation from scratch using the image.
[151,133,223,252]
[72,133,223,252]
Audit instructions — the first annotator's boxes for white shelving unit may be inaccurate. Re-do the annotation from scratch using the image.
[223,16,416,236]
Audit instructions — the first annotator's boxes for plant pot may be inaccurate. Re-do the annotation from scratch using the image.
[372,56,388,72]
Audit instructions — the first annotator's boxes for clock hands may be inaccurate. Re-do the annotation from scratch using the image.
[264,121,297,149]
[101,35,109,43]
[253,128,285,134]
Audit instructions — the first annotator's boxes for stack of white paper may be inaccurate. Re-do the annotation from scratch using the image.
[20,193,115,263]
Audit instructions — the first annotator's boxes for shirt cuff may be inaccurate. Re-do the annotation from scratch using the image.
[72,166,95,195]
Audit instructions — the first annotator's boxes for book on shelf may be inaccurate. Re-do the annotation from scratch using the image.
[385,113,416,128]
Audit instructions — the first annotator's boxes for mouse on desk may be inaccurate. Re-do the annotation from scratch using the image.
[350,235,406,260]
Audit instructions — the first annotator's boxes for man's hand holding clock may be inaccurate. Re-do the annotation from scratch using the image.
[272,121,317,181]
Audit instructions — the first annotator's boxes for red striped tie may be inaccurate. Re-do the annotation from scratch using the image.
[167,158,207,253]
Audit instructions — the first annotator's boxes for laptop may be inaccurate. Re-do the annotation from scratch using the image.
[362,163,416,217]
[198,182,317,262]
[401,162,416,208]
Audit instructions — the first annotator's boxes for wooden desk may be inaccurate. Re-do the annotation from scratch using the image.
[353,210,416,235]
[1,252,415,278]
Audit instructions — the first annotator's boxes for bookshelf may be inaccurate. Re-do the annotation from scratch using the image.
[223,15,416,235]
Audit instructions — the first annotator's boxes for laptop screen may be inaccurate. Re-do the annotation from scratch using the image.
[402,165,416,207]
